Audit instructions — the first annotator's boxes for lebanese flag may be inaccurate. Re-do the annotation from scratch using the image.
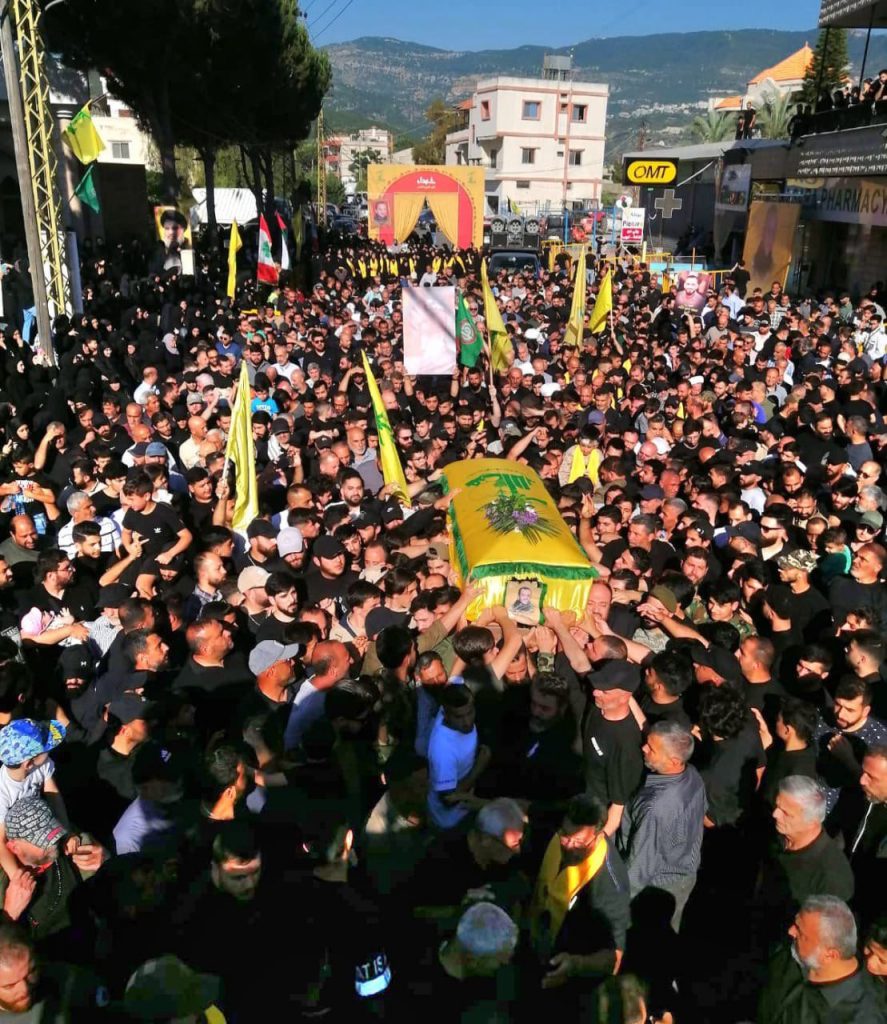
[257,213,278,285]
[276,212,290,272]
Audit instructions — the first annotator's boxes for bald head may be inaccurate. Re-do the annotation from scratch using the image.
[188,416,207,440]
[10,515,37,549]
[311,640,351,687]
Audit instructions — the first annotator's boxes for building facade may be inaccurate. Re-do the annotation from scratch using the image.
[326,127,392,196]
[445,55,608,213]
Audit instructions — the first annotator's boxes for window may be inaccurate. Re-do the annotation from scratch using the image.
[520,148,536,165]
[489,149,498,169]
[571,104,587,123]
[569,149,583,166]
[522,100,541,120]
[111,141,131,159]
[480,100,490,120]
[516,180,531,189]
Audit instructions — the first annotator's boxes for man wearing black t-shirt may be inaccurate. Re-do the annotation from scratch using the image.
[639,650,693,729]
[581,660,644,838]
[830,543,887,632]
[304,536,358,608]
[255,572,299,643]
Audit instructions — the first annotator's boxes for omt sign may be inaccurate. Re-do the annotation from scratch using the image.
[624,159,679,185]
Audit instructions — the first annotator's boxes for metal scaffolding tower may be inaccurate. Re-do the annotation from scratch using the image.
[0,0,72,363]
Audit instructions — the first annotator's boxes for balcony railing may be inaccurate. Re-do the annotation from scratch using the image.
[792,100,887,139]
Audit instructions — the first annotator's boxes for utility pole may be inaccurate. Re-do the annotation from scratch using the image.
[316,108,327,227]
[560,50,574,214]
[0,0,71,365]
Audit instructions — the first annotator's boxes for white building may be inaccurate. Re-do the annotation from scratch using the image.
[92,90,153,166]
[337,126,392,195]
[445,55,608,212]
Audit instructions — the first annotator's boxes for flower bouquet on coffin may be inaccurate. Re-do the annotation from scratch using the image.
[483,491,558,545]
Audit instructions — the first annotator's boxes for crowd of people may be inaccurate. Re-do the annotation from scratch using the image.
[0,228,880,1022]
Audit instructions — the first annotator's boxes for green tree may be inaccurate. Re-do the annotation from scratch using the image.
[46,0,329,207]
[756,89,797,139]
[348,148,381,192]
[412,99,459,164]
[319,172,346,207]
[802,28,849,106]
[690,109,734,143]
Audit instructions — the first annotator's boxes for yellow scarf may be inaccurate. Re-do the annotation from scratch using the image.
[530,833,608,946]
[567,445,601,485]
[206,1008,227,1024]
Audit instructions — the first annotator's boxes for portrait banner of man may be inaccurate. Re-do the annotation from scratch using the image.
[674,270,710,314]
[505,578,542,626]
[153,206,194,275]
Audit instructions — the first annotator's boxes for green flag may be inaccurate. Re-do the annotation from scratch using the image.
[456,292,482,367]
[74,165,100,213]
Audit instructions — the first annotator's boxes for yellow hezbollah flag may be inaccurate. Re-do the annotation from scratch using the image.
[227,220,242,300]
[360,350,411,507]
[589,266,613,334]
[481,260,511,372]
[564,246,586,348]
[293,209,303,262]
[224,360,259,530]
[443,458,597,620]
[63,104,105,164]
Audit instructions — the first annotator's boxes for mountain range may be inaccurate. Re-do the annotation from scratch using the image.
[324,30,887,164]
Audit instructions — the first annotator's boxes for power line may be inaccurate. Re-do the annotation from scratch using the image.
[313,0,356,41]
[307,0,340,31]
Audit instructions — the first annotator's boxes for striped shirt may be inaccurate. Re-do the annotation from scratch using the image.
[57,516,121,558]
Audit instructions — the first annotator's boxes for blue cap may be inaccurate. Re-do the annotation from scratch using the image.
[0,719,65,765]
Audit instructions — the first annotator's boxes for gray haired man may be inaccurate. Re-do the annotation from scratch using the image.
[759,895,883,1023]
[618,719,706,931]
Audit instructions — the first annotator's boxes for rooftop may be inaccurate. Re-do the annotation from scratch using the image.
[715,95,742,110]
[748,44,813,86]
[623,138,786,163]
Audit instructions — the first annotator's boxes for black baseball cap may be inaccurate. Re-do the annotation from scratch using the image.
[588,660,640,693]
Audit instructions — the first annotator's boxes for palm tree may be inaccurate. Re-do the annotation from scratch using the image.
[691,110,733,143]
[756,89,798,140]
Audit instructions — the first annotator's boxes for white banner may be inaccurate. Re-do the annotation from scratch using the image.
[620,207,645,244]
[403,285,457,375]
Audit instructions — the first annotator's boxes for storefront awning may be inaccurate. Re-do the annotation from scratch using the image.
[819,0,887,28]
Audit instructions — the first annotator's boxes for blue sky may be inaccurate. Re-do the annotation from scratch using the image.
[306,0,816,50]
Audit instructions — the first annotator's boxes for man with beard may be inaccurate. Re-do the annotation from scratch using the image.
[528,793,630,995]
[408,798,528,925]
[759,895,883,1023]
[619,721,706,931]
[0,922,110,1019]
[490,672,582,836]
[1,798,105,954]
[849,745,887,924]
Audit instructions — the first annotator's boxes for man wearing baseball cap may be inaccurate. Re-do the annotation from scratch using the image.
[0,719,69,885]
[236,519,278,574]
[236,565,270,635]
[2,797,104,943]
[306,535,357,606]
[777,549,832,641]
[124,955,222,1022]
[581,657,644,840]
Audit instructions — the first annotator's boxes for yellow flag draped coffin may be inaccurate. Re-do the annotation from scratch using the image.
[442,458,598,620]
